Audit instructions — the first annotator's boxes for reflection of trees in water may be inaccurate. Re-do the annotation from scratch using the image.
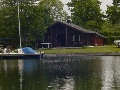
[0,59,48,90]
[1,56,120,90]
[43,56,101,90]
[101,56,120,90]
[22,59,47,90]
[44,62,73,77]
[0,60,20,90]
[74,57,102,90]
[0,57,102,90]
[43,58,76,90]
[43,56,100,77]
[47,76,75,90]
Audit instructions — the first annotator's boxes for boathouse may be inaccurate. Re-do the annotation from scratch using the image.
[43,21,106,47]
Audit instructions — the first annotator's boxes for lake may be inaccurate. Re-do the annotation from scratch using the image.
[0,56,120,90]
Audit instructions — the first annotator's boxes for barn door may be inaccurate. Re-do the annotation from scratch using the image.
[57,34,66,47]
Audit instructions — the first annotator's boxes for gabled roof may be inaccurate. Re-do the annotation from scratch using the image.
[50,21,106,38]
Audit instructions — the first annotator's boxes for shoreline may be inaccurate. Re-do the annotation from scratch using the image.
[44,52,120,57]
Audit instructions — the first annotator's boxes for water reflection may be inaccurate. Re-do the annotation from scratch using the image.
[18,60,23,90]
[0,56,120,90]
[0,60,20,90]
[101,56,120,90]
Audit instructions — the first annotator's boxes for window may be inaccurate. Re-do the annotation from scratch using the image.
[79,35,81,41]
[73,35,75,41]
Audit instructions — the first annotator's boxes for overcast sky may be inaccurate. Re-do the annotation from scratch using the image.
[61,0,113,15]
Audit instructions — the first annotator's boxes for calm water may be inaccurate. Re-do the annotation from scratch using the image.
[0,56,120,90]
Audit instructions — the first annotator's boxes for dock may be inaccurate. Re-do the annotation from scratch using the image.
[0,54,42,59]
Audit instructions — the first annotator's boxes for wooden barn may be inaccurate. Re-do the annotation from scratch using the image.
[43,21,106,47]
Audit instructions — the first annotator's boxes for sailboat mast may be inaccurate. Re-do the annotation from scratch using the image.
[18,0,22,48]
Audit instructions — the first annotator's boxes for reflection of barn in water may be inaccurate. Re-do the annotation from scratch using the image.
[44,60,74,77]
[0,57,103,90]
[43,56,100,78]
[43,21,106,48]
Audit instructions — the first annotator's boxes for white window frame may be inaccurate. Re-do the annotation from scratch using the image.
[73,35,75,41]
[79,35,81,41]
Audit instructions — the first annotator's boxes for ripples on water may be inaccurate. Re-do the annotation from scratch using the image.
[0,56,120,90]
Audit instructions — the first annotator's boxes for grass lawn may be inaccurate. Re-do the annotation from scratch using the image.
[37,45,120,54]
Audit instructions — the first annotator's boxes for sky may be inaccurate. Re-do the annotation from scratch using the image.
[61,0,113,15]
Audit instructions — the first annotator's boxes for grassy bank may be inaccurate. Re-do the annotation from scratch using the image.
[37,45,120,54]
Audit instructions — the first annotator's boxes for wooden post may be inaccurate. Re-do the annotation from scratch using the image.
[66,27,68,47]
[51,27,52,47]
[81,33,84,46]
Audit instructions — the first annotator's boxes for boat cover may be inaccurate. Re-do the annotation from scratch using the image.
[22,47,36,54]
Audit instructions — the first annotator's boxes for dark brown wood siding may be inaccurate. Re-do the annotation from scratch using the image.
[43,22,105,47]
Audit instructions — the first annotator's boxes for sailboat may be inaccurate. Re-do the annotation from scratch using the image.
[0,1,44,59]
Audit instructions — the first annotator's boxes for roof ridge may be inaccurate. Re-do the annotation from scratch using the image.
[58,21,95,33]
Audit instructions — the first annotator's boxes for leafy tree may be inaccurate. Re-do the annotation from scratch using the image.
[67,0,104,31]
[0,0,18,41]
[39,0,68,21]
[0,0,67,48]
[106,0,120,24]
[100,20,120,44]
[0,0,44,47]
[19,1,53,45]
[102,0,120,44]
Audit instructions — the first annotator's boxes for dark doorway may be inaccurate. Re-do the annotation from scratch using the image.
[57,34,66,47]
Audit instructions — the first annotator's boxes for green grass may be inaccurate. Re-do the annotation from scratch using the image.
[37,45,120,54]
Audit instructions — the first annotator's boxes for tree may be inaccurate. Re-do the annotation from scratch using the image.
[0,0,18,41]
[103,0,120,44]
[39,0,68,21]
[0,0,51,47]
[106,0,120,24]
[67,0,104,31]
[0,0,67,48]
